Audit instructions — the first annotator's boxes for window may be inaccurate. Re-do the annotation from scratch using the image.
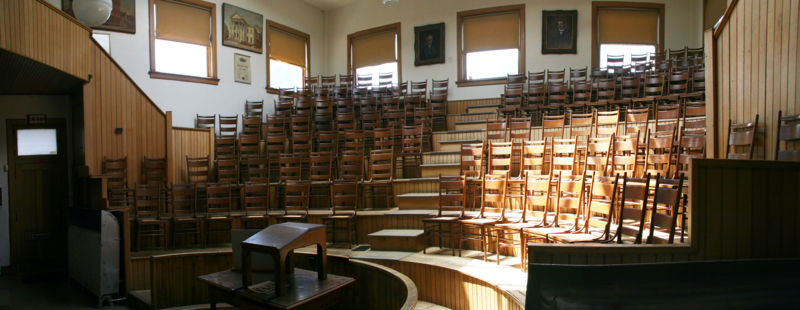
[457,5,525,87]
[17,129,58,156]
[266,20,310,92]
[149,0,219,85]
[592,2,664,67]
[348,23,401,85]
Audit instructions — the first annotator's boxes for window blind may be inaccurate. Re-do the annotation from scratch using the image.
[270,27,306,67]
[352,30,396,69]
[462,11,520,53]
[154,0,211,46]
[598,8,659,45]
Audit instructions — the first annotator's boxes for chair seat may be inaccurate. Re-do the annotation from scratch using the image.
[460,218,500,226]
[362,180,391,185]
[548,231,606,243]
[173,216,202,222]
[321,215,355,221]
[138,217,167,223]
[422,216,461,223]
[523,226,572,237]
[205,215,232,221]
[494,222,539,230]
[277,214,306,219]
[241,214,269,219]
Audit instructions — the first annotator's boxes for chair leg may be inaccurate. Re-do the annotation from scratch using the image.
[423,223,429,254]
[449,222,455,256]
[136,222,141,252]
[458,223,463,257]
[481,226,487,262]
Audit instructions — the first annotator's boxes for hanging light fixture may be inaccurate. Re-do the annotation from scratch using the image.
[72,0,113,27]
[382,0,398,7]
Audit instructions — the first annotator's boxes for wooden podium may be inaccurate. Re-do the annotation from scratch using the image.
[198,223,354,310]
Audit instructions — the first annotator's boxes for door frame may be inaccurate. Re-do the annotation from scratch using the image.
[6,118,68,270]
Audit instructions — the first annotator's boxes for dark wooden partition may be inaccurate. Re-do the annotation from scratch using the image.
[529,159,800,265]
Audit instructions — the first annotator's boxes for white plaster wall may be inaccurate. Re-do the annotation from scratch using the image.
[95,0,325,128]
[0,96,71,269]
[325,0,702,101]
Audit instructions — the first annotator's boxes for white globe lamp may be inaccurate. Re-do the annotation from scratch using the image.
[72,0,113,27]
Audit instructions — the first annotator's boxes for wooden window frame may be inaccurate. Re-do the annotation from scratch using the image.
[265,20,311,94]
[148,0,219,85]
[456,4,526,88]
[346,23,402,83]
[591,2,665,68]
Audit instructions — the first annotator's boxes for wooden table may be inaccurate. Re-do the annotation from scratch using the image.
[198,268,354,310]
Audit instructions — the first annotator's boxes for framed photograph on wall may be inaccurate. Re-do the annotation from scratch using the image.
[235,54,251,84]
[414,22,445,66]
[222,3,264,54]
[542,10,578,54]
[62,0,136,34]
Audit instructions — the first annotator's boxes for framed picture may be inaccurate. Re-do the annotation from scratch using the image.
[235,54,251,84]
[222,3,264,54]
[542,10,578,54]
[62,0,136,34]
[414,22,445,66]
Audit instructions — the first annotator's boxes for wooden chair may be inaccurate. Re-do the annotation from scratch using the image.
[171,183,202,249]
[343,129,365,158]
[691,67,706,93]
[362,149,393,209]
[309,151,333,209]
[611,133,639,178]
[264,133,286,182]
[240,182,270,229]
[245,154,270,183]
[459,172,508,262]
[646,175,685,244]
[649,51,667,63]
[624,107,651,158]
[499,86,523,118]
[361,110,382,132]
[460,142,484,211]
[423,175,467,256]
[613,174,651,244]
[276,180,311,223]
[589,78,616,112]
[521,140,547,177]
[218,115,238,136]
[197,114,216,130]
[339,150,364,183]
[548,173,620,243]
[336,111,356,133]
[551,138,578,176]
[275,99,294,118]
[523,172,587,242]
[543,82,568,116]
[187,156,210,184]
[270,152,302,207]
[215,135,237,160]
[568,80,592,113]
[134,183,167,251]
[644,129,675,178]
[542,114,566,140]
[585,136,613,175]
[568,112,594,159]
[726,115,759,159]
[494,171,552,270]
[430,93,448,131]
[486,118,508,146]
[775,111,800,162]
[594,110,620,138]
[103,156,132,208]
[414,107,434,151]
[245,100,264,118]
[487,141,513,176]
[322,180,360,248]
[239,134,260,173]
[607,55,624,72]
[682,101,707,133]
[674,129,706,178]
[393,125,423,178]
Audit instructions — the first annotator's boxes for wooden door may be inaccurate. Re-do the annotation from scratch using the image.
[6,119,68,275]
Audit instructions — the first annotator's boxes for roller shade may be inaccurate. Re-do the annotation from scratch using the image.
[598,9,659,45]
[352,30,396,69]
[463,11,520,53]
[270,28,306,67]
[155,0,211,46]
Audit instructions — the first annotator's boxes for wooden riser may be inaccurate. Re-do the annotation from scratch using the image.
[396,193,439,210]
[422,151,459,164]
[455,122,487,131]
[368,229,426,252]
[466,106,500,113]
[420,164,461,178]
[438,143,461,152]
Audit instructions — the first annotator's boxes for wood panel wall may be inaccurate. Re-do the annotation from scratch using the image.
[0,0,92,82]
[83,41,167,183]
[374,260,524,310]
[449,98,502,114]
[713,0,800,159]
[528,159,800,265]
[170,127,214,184]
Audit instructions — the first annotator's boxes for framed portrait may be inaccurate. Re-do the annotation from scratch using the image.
[222,3,264,54]
[62,0,136,34]
[235,54,251,84]
[542,10,578,54]
[414,23,445,66]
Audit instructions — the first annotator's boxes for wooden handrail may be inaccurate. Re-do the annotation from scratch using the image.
[36,0,93,33]
[713,0,740,38]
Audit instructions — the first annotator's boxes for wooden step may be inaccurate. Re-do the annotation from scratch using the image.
[466,104,501,113]
[421,163,461,178]
[368,229,426,252]
[437,139,482,152]
[396,193,439,210]
[422,151,460,164]
[455,120,487,131]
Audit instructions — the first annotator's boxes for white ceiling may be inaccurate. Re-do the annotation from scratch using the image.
[301,0,359,11]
